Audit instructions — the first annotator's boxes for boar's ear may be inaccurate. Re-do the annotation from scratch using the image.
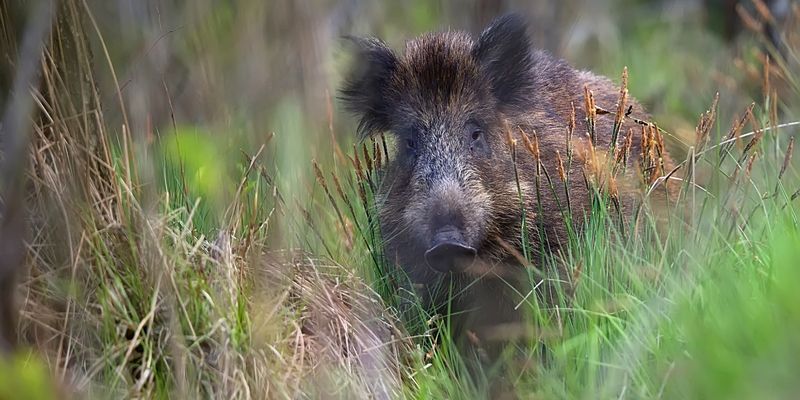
[472,14,534,109]
[339,36,398,139]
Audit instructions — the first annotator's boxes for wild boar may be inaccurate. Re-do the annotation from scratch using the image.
[340,13,673,362]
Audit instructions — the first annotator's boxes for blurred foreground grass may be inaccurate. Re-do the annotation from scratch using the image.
[4,0,800,399]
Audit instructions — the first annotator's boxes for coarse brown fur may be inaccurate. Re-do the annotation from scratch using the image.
[340,14,675,375]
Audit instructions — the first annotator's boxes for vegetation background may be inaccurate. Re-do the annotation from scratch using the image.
[0,0,798,398]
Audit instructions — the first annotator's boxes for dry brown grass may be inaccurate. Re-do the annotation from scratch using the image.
[12,1,413,398]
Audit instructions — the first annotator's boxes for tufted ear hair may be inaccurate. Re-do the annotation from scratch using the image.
[472,13,535,110]
[339,36,399,139]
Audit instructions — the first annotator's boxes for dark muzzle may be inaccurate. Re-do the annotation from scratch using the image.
[424,226,477,273]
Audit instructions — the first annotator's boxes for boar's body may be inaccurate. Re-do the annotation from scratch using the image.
[341,15,671,360]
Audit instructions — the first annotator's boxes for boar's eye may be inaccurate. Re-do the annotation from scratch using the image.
[404,138,418,159]
[471,129,482,142]
[399,125,420,159]
[468,123,489,156]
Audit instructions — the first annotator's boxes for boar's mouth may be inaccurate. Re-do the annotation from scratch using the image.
[424,226,477,273]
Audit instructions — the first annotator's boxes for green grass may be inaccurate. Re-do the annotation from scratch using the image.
[7,0,800,399]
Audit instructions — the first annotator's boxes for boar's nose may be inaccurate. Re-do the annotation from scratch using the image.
[424,226,477,273]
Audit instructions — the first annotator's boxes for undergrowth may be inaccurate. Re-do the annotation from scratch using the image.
[4,1,800,399]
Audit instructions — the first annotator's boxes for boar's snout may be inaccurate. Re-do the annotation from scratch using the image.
[424,225,477,273]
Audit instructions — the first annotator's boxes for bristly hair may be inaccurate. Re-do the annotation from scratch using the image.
[339,36,399,139]
[472,13,536,112]
[340,13,539,139]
